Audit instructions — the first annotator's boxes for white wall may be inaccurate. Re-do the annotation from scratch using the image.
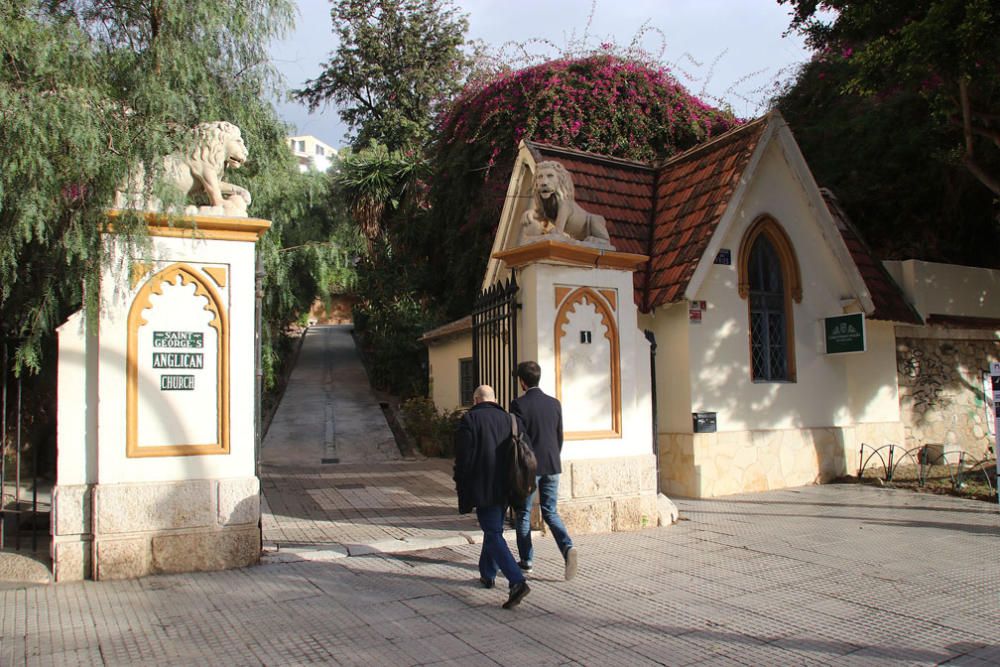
[884,259,1000,320]
[56,311,98,486]
[683,140,900,432]
[97,235,257,483]
[639,303,692,434]
[518,261,652,461]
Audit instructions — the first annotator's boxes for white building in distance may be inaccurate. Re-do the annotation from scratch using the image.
[287,135,337,173]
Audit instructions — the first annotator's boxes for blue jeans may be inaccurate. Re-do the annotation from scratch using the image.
[515,474,573,566]
[476,505,525,587]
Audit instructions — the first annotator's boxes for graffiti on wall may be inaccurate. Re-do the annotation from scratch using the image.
[897,347,951,413]
[896,337,1000,453]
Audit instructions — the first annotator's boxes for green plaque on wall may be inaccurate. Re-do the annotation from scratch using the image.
[825,313,866,354]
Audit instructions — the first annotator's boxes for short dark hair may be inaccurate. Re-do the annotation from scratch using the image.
[516,361,541,388]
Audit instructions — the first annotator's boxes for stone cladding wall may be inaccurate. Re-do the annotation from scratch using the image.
[896,331,1000,459]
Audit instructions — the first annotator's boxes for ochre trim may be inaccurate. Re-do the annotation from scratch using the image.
[126,262,230,457]
[737,216,802,303]
[554,286,572,305]
[106,210,271,241]
[553,287,622,440]
[130,263,152,289]
[737,215,798,382]
[203,267,227,288]
[495,240,647,271]
[599,289,618,311]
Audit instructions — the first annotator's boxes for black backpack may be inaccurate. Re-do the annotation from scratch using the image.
[508,414,538,502]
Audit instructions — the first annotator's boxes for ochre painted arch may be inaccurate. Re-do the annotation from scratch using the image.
[126,263,230,457]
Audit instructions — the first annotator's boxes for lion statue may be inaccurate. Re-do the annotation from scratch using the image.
[114,121,252,217]
[520,161,614,249]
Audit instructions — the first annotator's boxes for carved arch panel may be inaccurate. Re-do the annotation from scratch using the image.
[554,286,622,440]
[126,262,230,457]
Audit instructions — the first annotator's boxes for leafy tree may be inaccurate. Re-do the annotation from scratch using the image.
[776,58,1000,266]
[779,0,1000,199]
[258,168,362,389]
[295,0,471,151]
[335,142,426,253]
[0,0,296,373]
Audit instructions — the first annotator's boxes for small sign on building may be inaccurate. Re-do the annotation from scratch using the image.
[824,313,866,354]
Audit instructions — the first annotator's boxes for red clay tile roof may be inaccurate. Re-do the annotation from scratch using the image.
[525,117,918,322]
[527,118,768,312]
[644,117,768,310]
[419,315,472,343]
[821,189,922,324]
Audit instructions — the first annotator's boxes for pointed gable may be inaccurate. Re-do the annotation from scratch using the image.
[645,117,768,310]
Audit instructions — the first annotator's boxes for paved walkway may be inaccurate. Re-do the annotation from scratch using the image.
[2,325,999,665]
[260,325,479,556]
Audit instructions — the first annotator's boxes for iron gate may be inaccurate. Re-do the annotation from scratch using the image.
[471,275,519,409]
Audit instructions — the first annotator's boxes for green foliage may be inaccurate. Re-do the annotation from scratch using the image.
[779,0,1000,198]
[0,0,296,373]
[295,0,471,151]
[257,168,362,389]
[776,59,1000,265]
[351,239,439,397]
[399,396,462,457]
[335,142,427,250]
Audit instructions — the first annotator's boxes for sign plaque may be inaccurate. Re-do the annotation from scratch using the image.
[825,313,866,354]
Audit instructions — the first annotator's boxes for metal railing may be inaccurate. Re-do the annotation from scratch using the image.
[857,442,996,495]
[472,274,519,410]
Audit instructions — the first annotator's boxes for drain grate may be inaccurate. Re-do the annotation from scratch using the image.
[334,483,364,490]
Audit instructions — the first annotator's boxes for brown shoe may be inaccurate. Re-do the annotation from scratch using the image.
[502,582,530,609]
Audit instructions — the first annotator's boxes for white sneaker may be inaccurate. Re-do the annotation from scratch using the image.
[564,547,578,581]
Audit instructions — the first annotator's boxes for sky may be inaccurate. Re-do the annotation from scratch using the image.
[268,0,817,147]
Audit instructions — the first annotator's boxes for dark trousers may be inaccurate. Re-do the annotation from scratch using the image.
[476,505,526,587]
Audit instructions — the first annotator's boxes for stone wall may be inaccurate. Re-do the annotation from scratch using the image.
[896,329,1000,459]
[658,423,903,498]
[554,454,660,533]
[53,477,260,581]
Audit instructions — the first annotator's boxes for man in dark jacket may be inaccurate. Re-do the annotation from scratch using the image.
[453,385,530,609]
[511,361,577,580]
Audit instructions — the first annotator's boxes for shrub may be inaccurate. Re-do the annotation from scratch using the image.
[400,397,463,458]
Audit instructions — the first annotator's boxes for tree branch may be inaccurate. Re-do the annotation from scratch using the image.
[959,78,974,158]
[963,155,1000,197]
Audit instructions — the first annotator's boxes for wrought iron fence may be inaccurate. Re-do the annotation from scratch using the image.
[857,442,996,495]
[471,275,519,409]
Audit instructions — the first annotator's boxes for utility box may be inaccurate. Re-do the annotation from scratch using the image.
[693,412,717,433]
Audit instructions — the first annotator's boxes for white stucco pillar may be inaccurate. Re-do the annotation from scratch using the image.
[494,240,662,532]
[53,213,269,580]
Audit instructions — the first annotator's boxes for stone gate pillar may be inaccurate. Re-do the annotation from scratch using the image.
[494,240,660,533]
[53,213,269,580]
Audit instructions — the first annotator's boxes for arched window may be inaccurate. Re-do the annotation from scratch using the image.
[738,217,800,383]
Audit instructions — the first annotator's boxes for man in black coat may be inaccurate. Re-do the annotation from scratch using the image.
[511,361,577,581]
[453,384,530,609]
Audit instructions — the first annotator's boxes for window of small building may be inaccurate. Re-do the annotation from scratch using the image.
[316,145,325,156]
[459,358,475,407]
[738,216,801,383]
